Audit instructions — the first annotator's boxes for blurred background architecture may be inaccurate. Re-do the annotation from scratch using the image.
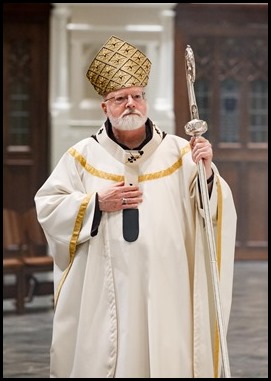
[4,3,267,262]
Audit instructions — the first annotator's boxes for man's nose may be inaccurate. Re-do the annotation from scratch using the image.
[126,95,136,107]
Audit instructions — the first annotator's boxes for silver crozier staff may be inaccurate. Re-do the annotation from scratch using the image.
[184,45,231,378]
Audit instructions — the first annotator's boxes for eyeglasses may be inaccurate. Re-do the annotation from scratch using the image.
[104,92,146,106]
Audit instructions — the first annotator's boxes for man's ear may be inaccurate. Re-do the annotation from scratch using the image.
[101,103,107,114]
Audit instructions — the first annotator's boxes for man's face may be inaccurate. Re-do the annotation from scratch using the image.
[102,86,148,131]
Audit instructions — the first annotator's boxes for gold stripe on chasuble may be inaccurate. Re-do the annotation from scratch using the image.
[54,194,92,307]
[213,177,223,378]
[68,144,190,183]
[138,157,183,182]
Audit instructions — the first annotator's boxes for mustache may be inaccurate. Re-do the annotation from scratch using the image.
[121,109,142,117]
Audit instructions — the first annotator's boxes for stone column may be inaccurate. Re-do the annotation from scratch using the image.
[154,8,175,133]
[51,5,71,111]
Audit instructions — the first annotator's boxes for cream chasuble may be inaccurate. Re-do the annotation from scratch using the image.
[35,122,237,378]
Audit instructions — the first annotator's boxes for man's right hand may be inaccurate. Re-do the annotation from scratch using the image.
[98,181,143,212]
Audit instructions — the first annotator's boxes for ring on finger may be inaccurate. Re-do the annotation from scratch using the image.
[122,198,128,205]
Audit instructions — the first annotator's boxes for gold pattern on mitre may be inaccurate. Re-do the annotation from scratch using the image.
[86,35,152,96]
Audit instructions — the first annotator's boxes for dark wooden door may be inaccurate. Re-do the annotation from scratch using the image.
[3,4,51,214]
[174,4,268,260]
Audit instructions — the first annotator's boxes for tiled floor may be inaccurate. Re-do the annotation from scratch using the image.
[3,260,268,378]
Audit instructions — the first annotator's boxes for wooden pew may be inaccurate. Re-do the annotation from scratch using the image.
[3,209,26,314]
[3,207,54,313]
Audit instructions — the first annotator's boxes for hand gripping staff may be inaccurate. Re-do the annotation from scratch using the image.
[184,45,231,378]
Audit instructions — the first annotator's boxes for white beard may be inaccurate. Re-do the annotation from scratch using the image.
[109,109,148,131]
